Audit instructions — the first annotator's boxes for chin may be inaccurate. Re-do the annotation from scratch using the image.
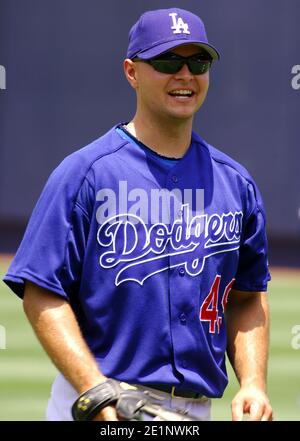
[168,109,197,120]
[166,102,203,120]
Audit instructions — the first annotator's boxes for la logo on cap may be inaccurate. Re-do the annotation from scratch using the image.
[169,12,190,35]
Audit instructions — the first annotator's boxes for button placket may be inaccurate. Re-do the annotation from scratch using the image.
[178,267,185,276]
[179,313,186,324]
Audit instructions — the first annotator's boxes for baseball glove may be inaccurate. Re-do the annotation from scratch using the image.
[71,379,198,421]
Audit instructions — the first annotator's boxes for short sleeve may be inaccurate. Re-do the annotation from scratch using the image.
[3,157,94,300]
[233,182,271,292]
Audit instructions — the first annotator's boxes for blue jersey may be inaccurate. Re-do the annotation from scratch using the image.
[3,124,270,398]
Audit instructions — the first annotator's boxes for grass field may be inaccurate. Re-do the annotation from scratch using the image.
[0,255,299,421]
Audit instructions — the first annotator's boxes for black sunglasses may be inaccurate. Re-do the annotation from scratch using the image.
[133,52,212,75]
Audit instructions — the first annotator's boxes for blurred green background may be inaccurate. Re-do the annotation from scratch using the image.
[0,256,299,421]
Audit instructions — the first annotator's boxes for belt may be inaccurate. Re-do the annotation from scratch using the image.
[147,384,203,399]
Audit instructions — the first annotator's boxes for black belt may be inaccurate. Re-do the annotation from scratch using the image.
[147,384,203,399]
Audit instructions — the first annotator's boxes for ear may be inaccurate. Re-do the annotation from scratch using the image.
[123,59,139,90]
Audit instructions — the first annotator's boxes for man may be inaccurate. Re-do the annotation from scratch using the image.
[3,8,273,421]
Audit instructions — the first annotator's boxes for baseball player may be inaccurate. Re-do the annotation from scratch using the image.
[3,8,273,421]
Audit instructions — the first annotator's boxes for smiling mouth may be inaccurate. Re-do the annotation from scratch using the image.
[168,89,195,98]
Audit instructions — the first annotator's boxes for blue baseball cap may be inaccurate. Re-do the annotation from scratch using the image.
[127,8,220,60]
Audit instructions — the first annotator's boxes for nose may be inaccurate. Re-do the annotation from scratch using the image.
[174,62,193,79]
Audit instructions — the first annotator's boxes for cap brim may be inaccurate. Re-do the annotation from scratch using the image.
[135,40,220,60]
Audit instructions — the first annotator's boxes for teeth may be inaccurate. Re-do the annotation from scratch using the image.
[170,90,193,96]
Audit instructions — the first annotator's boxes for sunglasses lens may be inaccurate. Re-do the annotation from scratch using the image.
[149,54,211,75]
[150,60,183,74]
[189,60,211,75]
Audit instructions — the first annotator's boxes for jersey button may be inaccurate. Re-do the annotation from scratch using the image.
[182,360,188,368]
[178,267,185,276]
[179,313,186,324]
[171,175,178,183]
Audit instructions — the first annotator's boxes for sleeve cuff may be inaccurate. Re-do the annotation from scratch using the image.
[3,272,69,300]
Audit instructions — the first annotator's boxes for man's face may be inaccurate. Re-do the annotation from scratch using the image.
[126,44,210,123]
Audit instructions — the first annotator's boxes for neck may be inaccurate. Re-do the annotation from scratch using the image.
[126,112,193,159]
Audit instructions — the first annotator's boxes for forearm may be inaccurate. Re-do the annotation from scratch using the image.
[23,281,106,394]
[225,291,270,390]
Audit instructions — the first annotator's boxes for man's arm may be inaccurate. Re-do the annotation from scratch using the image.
[225,289,273,421]
[23,281,118,421]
